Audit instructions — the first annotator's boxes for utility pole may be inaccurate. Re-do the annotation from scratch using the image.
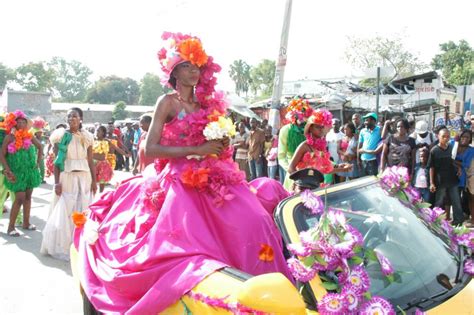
[376,66,380,121]
[268,0,292,131]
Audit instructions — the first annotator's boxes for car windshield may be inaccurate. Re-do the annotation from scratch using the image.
[300,182,462,310]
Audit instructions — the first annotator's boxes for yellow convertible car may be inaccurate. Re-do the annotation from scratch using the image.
[73,176,473,314]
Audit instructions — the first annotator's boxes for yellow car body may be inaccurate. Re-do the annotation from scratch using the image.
[72,176,473,314]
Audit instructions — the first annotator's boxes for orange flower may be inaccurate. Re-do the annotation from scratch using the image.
[178,38,208,67]
[180,167,210,189]
[258,244,274,262]
[207,109,222,122]
[72,211,87,228]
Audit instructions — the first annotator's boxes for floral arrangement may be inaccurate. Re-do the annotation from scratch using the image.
[308,109,333,128]
[4,110,27,133]
[31,116,48,133]
[8,129,33,154]
[286,191,396,314]
[285,99,313,125]
[379,166,474,276]
[203,116,236,140]
[157,32,209,87]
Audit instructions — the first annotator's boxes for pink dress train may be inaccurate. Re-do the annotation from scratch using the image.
[74,109,292,314]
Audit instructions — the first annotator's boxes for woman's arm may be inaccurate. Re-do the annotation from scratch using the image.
[380,142,388,171]
[288,141,309,174]
[0,135,15,182]
[108,140,128,156]
[87,146,97,195]
[31,137,43,166]
[145,96,223,159]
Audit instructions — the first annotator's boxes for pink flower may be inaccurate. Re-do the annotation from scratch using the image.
[346,224,364,247]
[404,186,421,204]
[464,258,474,275]
[454,231,474,250]
[22,138,32,149]
[415,309,427,315]
[375,251,394,276]
[327,208,346,227]
[339,265,371,294]
[7,142,16,153]
[341,285,362,312]
[318,293,347,315]
[287,243,312,257]
[287,257,316,282]
[301,190,324,214]
[359,296,395,315]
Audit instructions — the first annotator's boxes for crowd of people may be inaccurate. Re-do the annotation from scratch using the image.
[230,108,474,228]
[0,31,472,313]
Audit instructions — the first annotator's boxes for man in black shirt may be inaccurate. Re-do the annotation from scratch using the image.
[428,128,464,226]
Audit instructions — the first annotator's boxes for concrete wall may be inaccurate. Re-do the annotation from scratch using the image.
[3,89,51,115]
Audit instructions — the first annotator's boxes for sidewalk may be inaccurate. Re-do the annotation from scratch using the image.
[0,171,132,314]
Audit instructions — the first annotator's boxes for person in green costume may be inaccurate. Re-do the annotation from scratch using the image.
[0,111,42,236]
[277,98,314,190]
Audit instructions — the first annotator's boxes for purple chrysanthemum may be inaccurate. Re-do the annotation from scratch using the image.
[318,293,347,315]
[359,296,395,315]
[287,257,316,282]
[419,207,436,223]
[454,231,474,250]
[300,190,324,214]
[464,258,474,275]
[375,251,394,276]
[414,309,427,315]
[404,186,421,204]
[287,242,312,257]
[344,265,371,294]
[441,219,454,237]
[327,208,346,227]
[341,285,361,312]
[346,224,364,247]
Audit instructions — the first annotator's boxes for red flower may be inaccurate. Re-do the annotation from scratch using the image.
[72,211,87,228]
[180,167,210,189]
[259,244,274,262]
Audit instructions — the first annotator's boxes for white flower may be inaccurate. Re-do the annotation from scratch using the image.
[83,219,100,245]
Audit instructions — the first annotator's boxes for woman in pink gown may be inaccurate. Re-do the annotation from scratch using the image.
[74,32,292,314]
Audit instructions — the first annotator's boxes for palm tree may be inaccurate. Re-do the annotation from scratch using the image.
[229,59,251,96]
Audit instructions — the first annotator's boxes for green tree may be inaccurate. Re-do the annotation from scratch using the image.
[250,59,275,97]
[431,40,474,85]
[15,62,55,92]
[112,101,128,120]
[0,63,15,89]
[345,34,427,81]
[48,57,93,102]
[138,73,165,105]
[85,76,140,104]
[229,59,251,96]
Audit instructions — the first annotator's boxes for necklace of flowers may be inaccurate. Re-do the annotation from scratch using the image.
[287,190,397,314]
[380,166,474,276]
[7,129,33,154]
[306,134,327,152]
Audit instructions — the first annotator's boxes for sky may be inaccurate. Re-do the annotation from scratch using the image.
[1,0,473,91]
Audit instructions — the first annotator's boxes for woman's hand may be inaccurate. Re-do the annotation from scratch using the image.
[54,183,62,196]
[196,140,224,156]
[222,137,230,148]
[91,181,97,195]
[4,169,16,182]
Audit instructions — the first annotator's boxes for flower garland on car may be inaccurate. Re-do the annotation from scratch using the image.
[379,166,474,276]
[287,191,396,314]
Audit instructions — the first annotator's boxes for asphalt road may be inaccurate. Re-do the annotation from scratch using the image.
[0,171,131,315]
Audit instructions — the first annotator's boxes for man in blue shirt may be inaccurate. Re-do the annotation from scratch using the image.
[357,112,382,176]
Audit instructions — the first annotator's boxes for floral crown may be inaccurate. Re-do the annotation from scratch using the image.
[285,99,314,125]
[307,109,333,128]
[157,32,209,87]
[5,110,28,133]
[31,116,48,133]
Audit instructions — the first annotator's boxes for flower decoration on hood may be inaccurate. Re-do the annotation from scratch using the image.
[157,32,209,87]
[285,98,313,125]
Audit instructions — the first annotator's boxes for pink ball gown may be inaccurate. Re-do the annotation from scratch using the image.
[74,108,292,314]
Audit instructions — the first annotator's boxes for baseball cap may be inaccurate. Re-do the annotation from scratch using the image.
[415,120,428,134]
[362,112,378,121]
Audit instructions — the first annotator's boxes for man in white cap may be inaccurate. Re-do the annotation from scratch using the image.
[411,120,434,164]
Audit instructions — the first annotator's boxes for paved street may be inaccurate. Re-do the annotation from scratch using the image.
[0,171,132,315]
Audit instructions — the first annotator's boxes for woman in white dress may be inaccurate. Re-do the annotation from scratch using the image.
[40,107,96,260]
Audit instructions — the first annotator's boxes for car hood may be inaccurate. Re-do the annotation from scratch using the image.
[428,278,473,314]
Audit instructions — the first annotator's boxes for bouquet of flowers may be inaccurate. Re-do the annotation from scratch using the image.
[203,116,236,140]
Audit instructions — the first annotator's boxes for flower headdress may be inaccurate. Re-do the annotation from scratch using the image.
[30,116,48,134]
[304,109,333,135]
[157,32,209,87]
[4,110,28,133]
[285,99,313,125]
